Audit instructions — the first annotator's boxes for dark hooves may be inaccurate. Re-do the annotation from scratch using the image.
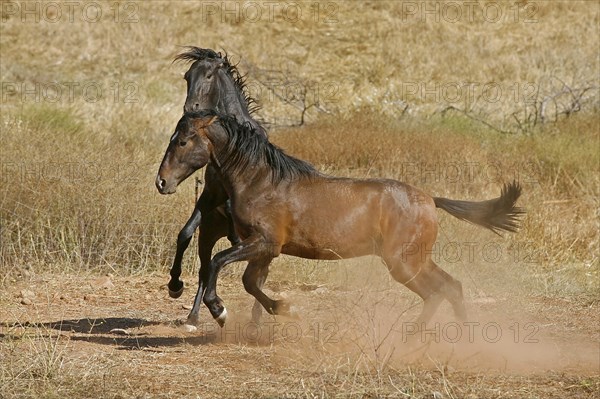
[168,280,184,298]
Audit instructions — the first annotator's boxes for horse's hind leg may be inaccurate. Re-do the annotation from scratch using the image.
[185,209,229,327]
[185,171,231,327]
[170,170,226,299]
[250,265,270,323]
[431,262,466,320]
[383,255,465,325]
[243,259,288,317]
[202,237,280,326]
[414,262,466,324]
[415,291,444,325]
[224,199,241,246]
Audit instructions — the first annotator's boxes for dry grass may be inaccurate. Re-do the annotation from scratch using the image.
[0,105,181,276]
[1,1,599,398]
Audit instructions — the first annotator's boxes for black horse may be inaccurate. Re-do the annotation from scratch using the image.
[163,47,269,326]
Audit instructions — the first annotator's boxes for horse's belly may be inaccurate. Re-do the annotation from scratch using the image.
[281,187,384,259]
[281,244,343,260]
[281,241,378,260]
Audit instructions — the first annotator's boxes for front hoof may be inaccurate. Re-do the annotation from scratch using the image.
[186,312,200,327]
[180,324,197,333]
[168,280,184,298]
[215,308,228,327]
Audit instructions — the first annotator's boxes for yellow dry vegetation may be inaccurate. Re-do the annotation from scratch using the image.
[0,2,598,397]
[1,1,597,297]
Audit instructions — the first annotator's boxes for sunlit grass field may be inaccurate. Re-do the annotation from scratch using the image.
[0,1,598,398]
[1,0,597,285]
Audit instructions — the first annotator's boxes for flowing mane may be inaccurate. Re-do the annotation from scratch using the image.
[174,47,260,114]
[185,110,317,184]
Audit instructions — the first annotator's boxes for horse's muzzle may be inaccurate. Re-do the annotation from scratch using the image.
[155,174,176,195]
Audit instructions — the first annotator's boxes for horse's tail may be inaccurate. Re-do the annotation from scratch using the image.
[433,181,524,235]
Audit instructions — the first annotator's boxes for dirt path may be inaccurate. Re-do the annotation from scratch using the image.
[1,273,598,398]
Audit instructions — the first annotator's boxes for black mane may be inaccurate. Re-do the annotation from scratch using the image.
[185,110,317,184]
[174,46,260,114]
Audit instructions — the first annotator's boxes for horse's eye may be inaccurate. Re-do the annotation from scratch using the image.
[179,140,187,147]
[206,73,213,79]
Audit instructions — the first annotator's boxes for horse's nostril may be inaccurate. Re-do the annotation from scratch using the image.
[194,103,200,111]
[156,176,167,191]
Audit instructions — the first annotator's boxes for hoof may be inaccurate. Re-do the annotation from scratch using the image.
[215,308,228,327]
[181,324,197,333]
[168,282,184,298]
[186,313,200,326]
[272,300,291,316]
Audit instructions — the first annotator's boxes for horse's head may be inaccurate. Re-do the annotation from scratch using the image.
[175,48,229,113]
[156,111,218,194]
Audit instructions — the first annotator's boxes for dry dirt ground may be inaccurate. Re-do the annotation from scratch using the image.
[1,267,598,399]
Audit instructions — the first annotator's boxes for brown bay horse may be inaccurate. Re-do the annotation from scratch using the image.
[156,110,524,329]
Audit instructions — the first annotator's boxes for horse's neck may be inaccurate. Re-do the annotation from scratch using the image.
[218,96,251,124]
[210,132,269,197]
[213,156,268,202]
[218,79,267,137]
